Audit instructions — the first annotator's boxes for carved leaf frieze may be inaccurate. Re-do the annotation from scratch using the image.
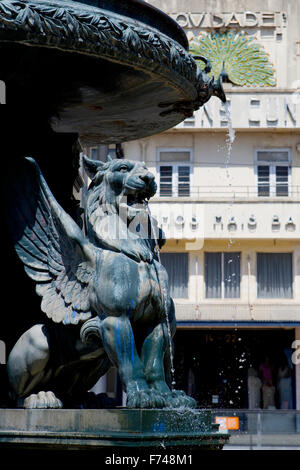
[0,0,206,113]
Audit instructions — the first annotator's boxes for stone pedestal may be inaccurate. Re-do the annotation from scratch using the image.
[0,408,229,451]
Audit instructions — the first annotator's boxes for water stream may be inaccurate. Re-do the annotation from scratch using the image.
[223,101,236,252]
[143,200,176,390]
[224,101,236,179]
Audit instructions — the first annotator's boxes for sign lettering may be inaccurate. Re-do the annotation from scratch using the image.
[168,11,285,30]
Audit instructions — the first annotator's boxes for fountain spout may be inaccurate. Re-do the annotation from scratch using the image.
[212,73,227,104]
[195,59,227,106]
[159,56,226,118]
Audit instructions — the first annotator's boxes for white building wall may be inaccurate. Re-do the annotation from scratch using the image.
[125,132,300,195]
[160,241,300,320]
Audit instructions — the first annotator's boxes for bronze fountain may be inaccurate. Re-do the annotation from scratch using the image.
[0,0,229,452]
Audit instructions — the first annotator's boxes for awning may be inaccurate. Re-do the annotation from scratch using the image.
[174,302,300,323]
[177,321,300,328]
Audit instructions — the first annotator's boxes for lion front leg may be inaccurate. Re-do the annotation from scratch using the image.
[140,321,171,409]
[99,315,158,408]
[141,316,197,409]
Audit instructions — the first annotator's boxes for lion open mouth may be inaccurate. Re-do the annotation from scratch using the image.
[118,177,156,219]
[126,194,147,206]
[119,193,148,219]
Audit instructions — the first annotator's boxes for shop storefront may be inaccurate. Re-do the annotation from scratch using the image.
[174,327,297,410]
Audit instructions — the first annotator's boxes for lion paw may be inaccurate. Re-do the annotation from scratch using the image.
[126,390,166,409]
[164,390,197,409]
[150,390,166,409]
[23,391,63,409]
[127,390,152,408]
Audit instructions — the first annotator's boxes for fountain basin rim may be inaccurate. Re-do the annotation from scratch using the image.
[0,0,199,96]
[71,0,189,50]
[0,0,205,143]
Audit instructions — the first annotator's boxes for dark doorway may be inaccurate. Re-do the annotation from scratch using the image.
[174,328,295,409]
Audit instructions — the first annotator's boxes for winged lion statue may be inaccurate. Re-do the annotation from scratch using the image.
[4,155,196,409]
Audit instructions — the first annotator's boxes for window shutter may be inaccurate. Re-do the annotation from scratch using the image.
[224,253,241,299]
[205,253,222,299]
[159,166,173,197]
[276,166,289,196]
[257,253,293,299]
[178,166,190,197]
[257,166,270,196]
[160,253,189,299]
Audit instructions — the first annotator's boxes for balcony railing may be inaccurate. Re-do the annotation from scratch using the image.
[154,185,300,199]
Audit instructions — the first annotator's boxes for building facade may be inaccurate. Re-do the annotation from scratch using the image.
[82,0,300,411]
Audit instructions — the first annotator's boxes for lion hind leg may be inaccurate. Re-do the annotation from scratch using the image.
[7,324,61,408]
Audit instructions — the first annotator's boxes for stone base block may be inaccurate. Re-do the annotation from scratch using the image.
[0,408,229,451]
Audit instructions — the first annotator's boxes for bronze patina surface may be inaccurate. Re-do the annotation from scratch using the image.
[0,0,225,144]
[4,156,196,410]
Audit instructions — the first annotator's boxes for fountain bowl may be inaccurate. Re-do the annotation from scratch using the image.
[0,0,217,145]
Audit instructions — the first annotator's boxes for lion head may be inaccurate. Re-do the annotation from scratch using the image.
[82,155,164,262]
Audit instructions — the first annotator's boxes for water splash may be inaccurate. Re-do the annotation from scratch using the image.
[143,200,176,390]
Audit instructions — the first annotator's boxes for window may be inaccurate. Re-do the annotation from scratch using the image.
[257,253,293,299]
[183,114,195,127]
[160,253,188,298]
[157,149,192,197]
[107,143,124,160]
[255,149,291,197]
[159,166,173,197]
[88,144,124,161]
[89,146,99,160]
[205,252,241,299]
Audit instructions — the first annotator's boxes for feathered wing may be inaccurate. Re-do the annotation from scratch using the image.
[4,157,96,325]
[190,31,276,87]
